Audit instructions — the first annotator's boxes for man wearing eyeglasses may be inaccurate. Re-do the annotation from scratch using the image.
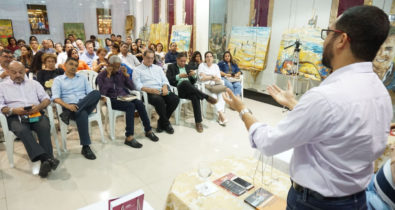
[223,6,392,209]
[0,49,14,82]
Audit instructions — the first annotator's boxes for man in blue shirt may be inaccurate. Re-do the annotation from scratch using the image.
[80,40,98,68]
[52,58,101,160]
[133,50,180,134]
[164,42,179,64]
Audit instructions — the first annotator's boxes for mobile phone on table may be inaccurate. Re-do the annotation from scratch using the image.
[232,177,253,190]
[24,106,32,111]
[220,180,246,196]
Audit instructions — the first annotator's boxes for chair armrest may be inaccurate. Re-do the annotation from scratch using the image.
[128,90,141,100]
[169,85,178,95]
[102,95,113,111]
[141,91,149,107]
[0,112,10,134]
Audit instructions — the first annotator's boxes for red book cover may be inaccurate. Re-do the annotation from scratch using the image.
[212,172,236,186]
[109,189,144,210]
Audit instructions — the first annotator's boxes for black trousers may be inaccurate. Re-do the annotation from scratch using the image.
[111,99,152,137]
[64,90,101,145]
[7,115,53,162]
[177,81,207,123]
[147,92,179,128]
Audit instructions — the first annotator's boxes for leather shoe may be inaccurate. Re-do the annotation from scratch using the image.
[39,160,51,178]
[81,146,96,160]
[164,124,174,134]
[48,158,60,170]
[145,131,159,142]
[60,110,71,125]
[206,96,218,104]
[125,138,143,148]
[195,123,203,133]
[156,120,163,133]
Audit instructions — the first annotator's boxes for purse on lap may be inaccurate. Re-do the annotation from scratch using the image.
[205,80,227,94]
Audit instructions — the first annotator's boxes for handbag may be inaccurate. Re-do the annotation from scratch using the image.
[205,80,227,94]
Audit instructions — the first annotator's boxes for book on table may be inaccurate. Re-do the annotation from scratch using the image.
[109,189,144,210]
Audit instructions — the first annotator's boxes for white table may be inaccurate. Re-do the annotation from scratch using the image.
[79,200,154,210]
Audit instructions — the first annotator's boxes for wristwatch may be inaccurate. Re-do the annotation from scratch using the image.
[239,108,252,119]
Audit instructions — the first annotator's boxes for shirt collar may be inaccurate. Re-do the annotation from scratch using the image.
[321,62,373,85]
[142,63,153,68]
[64,74,80,80]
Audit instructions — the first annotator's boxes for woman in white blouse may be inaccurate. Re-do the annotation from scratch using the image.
[198,51,227,125]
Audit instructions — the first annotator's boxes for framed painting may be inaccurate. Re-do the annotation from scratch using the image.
[27,4,50,34]
[149,23,169,51]
[170,25,192,52]
[0,19,13,47]
[64,23,86,41]
[97,8,112,34]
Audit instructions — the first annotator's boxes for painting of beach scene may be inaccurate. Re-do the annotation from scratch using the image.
[228,26,271,71]
[170,25,192,52]
[275,27,329,81]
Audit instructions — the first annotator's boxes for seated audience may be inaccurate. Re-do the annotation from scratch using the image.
[107,43,120,58]
[105,38,113,52]
[39,40,56,54]
[68,34,77,48]
[48,39,54,49]
[64,38,72,46]
[54,43,63,55]
[6,37,19,54]
[166,52,217,132]
[133,50,179,134]
[119,43,140,69]
[366,145,395,210]
[165,42,178,64]
[75,39,85,55]
[97,56,159,148]
[52,58,100,160]
[30,51,45,76]
[17,45,33,71]
[155,43,165,66]
[0,49,13,82]
[133,39,143,62]
[56,43,73,68]
[92,48,109,72]
[90,35,100,51]
[187,51,203,71]
[59,48,90,71]
[13,39,26,58]
[218,51,242,96]
[148,43,156,51]
[0,61,59,178]
[198,51,227,125]
[116,35,122,44]
[80,40,98,68]
[30,39,39,55]
[37,53,64,94]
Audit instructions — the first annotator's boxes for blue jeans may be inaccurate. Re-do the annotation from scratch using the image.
[222,78,241,96]
[286,185,367,210]
[366,175,391,210]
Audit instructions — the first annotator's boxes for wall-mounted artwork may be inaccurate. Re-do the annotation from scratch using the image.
[228,26,271,72]
[149,23,169,51]
[170,25,192,52]
[97,8,112,34]
[0,19,13,47]
[125,15,135,38]
[274,27,329,81]
[209,23,226,60]
[27,4,50,34]
[64,23,85,41]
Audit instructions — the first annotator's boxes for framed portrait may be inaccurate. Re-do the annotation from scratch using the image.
[27,4,50,34]
[0,19,13,47]
[97,8,112,34]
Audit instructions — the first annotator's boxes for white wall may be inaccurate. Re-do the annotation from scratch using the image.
[0,0,131,43]
[195,0,210,54]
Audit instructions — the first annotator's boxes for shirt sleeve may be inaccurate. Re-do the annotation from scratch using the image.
[96,72,108,95]
[51,77,61,100]
[0,86,6,111]
[34,80,50,102]
[215,65,221,78]
[165,53,170,63]
[249,90,335,156]
[159,66,170,86]
[234,63,240,73]
[133,55,140,66]
[132,68,143,91]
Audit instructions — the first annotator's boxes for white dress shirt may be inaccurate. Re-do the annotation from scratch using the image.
[56,52,67,68]
[249,62,392,196]
[119,53,140,69]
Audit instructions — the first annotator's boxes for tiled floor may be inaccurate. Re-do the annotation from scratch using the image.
[0,98,292,210]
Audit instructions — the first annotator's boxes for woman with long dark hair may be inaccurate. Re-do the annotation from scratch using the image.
[59,48,90,71]
[187,51,203,71]
[218,51,242,96]
[18,45,33,70]
[6,37,19,53]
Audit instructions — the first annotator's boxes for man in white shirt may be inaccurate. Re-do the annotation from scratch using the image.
[223,5,392,209]
[119,43,140,69]
[79,40,98,68]
[56,43,73,68]
[75,39,85,56]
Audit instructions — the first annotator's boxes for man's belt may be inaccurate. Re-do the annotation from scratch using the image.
[292,181,364,201]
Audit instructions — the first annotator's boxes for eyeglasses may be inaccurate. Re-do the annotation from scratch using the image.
[321,29,351,41]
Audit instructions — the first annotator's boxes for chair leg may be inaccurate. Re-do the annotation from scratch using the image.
[5,133,14,168]
[50,122,61,157]
[97,119,106,143]
[60,123,68,152]
[175,105,180,125]
[109,115,115,141]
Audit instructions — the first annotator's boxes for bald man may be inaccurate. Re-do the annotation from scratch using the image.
[0,61,59,178]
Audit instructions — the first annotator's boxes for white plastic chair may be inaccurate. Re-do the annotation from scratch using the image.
[0,105,61,168]
[103,90,141,141]
[170,85,196,125]
[55,70,106,152]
